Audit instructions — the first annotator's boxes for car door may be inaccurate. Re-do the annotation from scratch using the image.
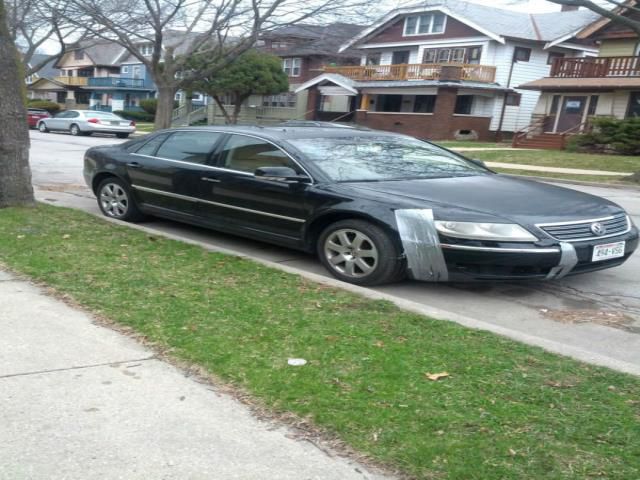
[47,111,70,130]
[196,133,312,243]
[126,131,223,218]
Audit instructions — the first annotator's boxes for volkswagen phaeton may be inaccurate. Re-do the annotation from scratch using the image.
[83,126,638,285]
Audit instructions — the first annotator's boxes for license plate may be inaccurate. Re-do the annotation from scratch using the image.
[592,241,625,262]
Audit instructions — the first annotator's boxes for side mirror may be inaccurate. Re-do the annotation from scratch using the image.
[469,158,487,168]
[255,166,310,183]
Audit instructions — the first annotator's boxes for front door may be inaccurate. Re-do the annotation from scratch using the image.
[627,92,640,118]
[199,133,311,244]
[556,96,587,132]
[392,51,410,64]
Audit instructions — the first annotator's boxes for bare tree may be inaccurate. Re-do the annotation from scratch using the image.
[62,0,375,129]
[547,0,640,35]
[6,0,81,76]
[0,0,34,207]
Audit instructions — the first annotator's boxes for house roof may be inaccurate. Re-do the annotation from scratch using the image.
[339,0,600,51]
[29,54,59,78]
[117,30,207,64]
[294,72,510,94]
[263,23,366,57]
[575,0,638,39]
[518,76,640,91]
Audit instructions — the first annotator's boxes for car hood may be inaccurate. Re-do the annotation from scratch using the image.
[344,174,623,225]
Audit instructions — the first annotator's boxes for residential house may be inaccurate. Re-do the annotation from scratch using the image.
[25,53,59,101]
[294,0,598,141]
[27,39,155,112]
[518,1,640,148]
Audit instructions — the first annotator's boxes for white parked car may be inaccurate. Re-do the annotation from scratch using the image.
[38,110,136,138]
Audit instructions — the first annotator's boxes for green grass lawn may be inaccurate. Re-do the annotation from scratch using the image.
[134,122,155,133]
[435,140,510,149]
[1,204,640,479]
[472,149,640,174]
[493,168,632,184]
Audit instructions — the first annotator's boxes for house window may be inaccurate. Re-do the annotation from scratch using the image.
[74,49,84,60]
[139,44,154,56]
[514,47,531,62]
[132,65,142,79]
[413,95,436,113]
[271,41,290,50]
[588,95,599,115]
[380,94,403,112]
[282,58,301,77]
[56,92,66,103]
[451,48,465,63]
[422,49,437,64]
[263,93,296,108]
[547,52,565,65]
[404,13,446,36]
[366,53,381,65]
[550,94,561,114]
[467,46,482,64]
[437,49,451,63]
[505,92,521,106]
[454,95,473,114]
[121,65,129,74]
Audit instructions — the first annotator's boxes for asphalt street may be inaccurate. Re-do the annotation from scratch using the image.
[29,130,640,371]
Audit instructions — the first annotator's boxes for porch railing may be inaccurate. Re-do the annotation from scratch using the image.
[323,63,496,83]
[88,77,146,88]
[53,76,88,86]
[550,56,640,78]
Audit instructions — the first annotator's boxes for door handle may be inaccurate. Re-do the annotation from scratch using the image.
[127,162,142,168]
[201,176,221,183]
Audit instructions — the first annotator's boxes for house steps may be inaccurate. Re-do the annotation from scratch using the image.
[513,132,566,150]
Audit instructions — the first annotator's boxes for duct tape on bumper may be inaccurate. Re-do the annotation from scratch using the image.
[546,242,578,280]
[395,209,448,282]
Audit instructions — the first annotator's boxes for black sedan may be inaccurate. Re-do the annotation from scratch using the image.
[84,126,638,285]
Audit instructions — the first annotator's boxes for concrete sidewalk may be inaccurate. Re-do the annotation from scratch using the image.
[485,161,632,177]
[0,270,388,480]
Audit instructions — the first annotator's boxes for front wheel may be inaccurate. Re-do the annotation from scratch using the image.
[96,177,145,222]
[317,219,405,286]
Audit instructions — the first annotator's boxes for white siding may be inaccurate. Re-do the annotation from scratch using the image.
[611,91,631,118]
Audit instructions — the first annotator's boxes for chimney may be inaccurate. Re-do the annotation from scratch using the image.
[561,5,579,11]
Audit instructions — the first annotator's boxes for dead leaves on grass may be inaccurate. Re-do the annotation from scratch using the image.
[425,372,450,381]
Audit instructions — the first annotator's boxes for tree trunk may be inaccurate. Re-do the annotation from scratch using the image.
[231,94,249,124]
[212,95,233,124]
[0,0,34,208]
[154,84,178,130]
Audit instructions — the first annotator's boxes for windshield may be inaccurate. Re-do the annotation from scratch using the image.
[287,136,486,182]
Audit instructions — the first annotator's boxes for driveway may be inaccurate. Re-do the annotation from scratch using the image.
[30,130,640,371]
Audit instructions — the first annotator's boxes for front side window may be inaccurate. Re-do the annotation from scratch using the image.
[282,58,302,77]
[404,13,446,36]
[135,133,171,156]
[288,136,484,182]
[220,135,298,173]
[155,131,222,164]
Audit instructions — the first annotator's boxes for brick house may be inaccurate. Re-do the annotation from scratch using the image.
[294,0,599,141]
[517,0,640,148]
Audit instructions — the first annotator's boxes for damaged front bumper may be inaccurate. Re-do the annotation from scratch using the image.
[395,209,639,282]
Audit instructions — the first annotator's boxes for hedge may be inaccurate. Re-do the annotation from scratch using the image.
[27,100,61,114]
[113,110,155,122]
[571,117,640,155]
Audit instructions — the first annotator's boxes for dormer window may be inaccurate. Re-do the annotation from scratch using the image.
[403,13,446,36]
[139,44,154,56]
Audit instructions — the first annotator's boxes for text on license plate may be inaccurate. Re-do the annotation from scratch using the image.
[592,241,625,262]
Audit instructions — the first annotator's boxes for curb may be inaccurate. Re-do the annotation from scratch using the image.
[95,212,640,377]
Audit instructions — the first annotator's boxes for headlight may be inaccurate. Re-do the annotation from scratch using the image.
[435,221,538,242]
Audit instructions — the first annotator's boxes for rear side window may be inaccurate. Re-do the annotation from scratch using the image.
[155,131,222,164]
[134,133,171,155]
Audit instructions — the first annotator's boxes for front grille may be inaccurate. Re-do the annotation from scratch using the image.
[538,213,629,242]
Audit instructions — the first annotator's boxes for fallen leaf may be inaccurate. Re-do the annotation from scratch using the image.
[373,341,385,348]
[62,234,71,239]
[425,372,450,381]
[16,235,25,239]
[509,448,517,456]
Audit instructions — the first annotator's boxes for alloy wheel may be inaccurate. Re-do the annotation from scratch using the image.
[99,182,129,218]
[70,124,79,136]
[323,228,379,278]
[38,123,47,132]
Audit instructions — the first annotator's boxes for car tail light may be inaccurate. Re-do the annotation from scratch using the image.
[130,121,136,126]
[87,118,101,124]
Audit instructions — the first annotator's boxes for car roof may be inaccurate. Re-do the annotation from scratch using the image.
[169,125,408,143]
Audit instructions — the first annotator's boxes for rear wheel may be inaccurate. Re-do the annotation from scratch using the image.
[116,133,130,139]
[317,219,405,286]
[38,122,49,133]
[69,124,81,136]
[96,177,145,222]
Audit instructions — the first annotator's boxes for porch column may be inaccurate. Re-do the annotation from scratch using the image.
[65,89,76,109]
[431,87,458,140]
[305,86,320,120]
[359,93,370,111]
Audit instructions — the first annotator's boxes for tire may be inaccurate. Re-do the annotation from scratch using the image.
[69,124,81,136]
[116,133,130,139]
[317,219,405,286]
[38,122,49,133]
[96,177,146,222]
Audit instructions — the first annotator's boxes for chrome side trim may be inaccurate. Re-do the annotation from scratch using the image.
[395,209,448,282]
[440,244,560,254]
[546,242,578,280]
[131,184,306,223]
